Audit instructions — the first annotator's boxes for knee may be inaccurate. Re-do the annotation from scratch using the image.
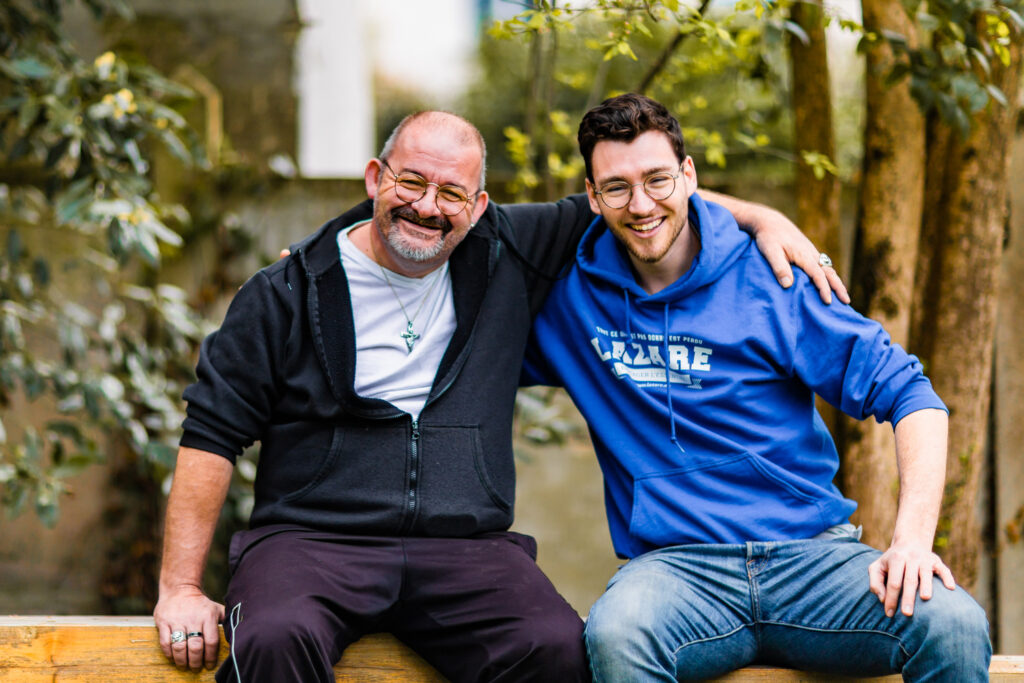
[912,587,991,659]
[584,581,662,657]
[584,608,640,660]
[228,601,333,659]
[517,611,588,678]
[584,590,668,676]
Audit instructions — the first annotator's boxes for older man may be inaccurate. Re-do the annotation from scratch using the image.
[153,110,840,682]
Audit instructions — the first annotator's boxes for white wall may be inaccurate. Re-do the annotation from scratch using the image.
[295,0,375,178]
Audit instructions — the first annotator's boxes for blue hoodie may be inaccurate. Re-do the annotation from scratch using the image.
[522,194,946,559]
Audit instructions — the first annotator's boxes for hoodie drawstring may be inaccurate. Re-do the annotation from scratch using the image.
[663,302,686,455]
[623,288,686,456]
[623,289,634,341]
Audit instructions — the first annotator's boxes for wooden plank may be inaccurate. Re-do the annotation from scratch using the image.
[0,617,445,682]
[0,618,1021,681]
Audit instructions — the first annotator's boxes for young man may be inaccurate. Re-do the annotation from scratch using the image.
[153,110,837,682]
[523,93,990,681]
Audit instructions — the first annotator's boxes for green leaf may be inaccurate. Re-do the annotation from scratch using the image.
[6,483,28,519]
[917,13,941,31]
[1,57,53,80]
[17,97,41,132]
[881,29,909,48]
[969,47,991,76]
[35,500,59,528]
[1004,9,1024,31]
[0,95,25,115]
[45,420,84,442]
[51,457,94,479]
[985,83,1008,107]
[44,137,72,169]
[55,178,95,224]
[6,229,24,262]
[123,139,148,174]
[157,128,191,164]
[32,258,50,287]
[883,63,912,88]
[783,20,809,46]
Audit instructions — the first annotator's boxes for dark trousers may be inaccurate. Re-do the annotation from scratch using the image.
[215,526,588,683]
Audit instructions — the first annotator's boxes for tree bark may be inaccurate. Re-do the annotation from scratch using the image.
[789,0,841,262]
[912,31,1024,588]
[838,0,925,550]
[788,0,844,445]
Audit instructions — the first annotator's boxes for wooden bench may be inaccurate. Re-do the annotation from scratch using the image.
[1,616,1022,681]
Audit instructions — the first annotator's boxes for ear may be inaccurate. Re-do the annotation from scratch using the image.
[469,190,489,226]
[585,178,601,215]
[680,156,698,198]
[365,159,383,199]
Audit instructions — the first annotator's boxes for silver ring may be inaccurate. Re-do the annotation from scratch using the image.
[171,630,186,644]
[187,631,203,639]
[818,253,833,268]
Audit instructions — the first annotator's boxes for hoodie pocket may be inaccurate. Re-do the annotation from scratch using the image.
[253,422,341,502]
[629,452,829,547]
[415,424,514,535]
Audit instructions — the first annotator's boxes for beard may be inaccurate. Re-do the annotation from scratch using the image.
[378,204,454,262]
[613,215,686,264]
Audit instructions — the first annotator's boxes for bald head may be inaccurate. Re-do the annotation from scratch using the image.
[380,111,487,190]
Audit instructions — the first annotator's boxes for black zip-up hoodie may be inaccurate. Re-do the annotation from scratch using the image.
[181,195,592,537]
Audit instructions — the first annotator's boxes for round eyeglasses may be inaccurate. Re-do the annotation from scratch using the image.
[381,159,478,217]
[593,164,684,209]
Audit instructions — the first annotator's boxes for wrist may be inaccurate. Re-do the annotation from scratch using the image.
[158,580,204,599]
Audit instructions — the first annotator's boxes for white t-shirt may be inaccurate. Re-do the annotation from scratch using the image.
[337,223,456,419]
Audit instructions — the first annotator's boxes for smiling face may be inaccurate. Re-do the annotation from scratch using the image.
[586,130,698,284]
[365,114,489,277]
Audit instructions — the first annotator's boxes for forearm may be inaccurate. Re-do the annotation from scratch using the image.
[158,446,233,595]
[890,408,948,549]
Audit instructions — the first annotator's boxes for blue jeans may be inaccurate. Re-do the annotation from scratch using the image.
[584,538,990,682]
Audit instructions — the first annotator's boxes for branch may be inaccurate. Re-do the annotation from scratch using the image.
[636,0,712,94]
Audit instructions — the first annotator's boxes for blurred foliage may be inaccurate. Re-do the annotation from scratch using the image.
[467,0,819,202]
[855,0,1024,137]
[469,0,1022,201]
[483,0,1021,444]
[0,0,210,527]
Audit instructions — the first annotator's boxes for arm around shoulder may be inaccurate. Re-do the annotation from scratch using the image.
[697,188,849,304]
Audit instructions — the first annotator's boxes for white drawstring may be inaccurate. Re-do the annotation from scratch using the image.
[229,601,243,682]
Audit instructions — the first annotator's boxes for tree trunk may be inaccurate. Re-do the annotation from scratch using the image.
[788,0,843,444]
[912,32,1024,589]
[789,0,841,261]
[838,0,925,550]
[786,0,843,481]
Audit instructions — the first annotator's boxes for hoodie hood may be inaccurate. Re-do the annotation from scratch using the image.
[577,192,750,302]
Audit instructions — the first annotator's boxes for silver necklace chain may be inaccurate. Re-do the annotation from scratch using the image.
[371,238,446,352]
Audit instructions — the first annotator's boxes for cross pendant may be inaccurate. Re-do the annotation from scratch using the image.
[401,320,420,352]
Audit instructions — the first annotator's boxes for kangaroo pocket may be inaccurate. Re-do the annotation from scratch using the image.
[415,424,513,536]
[629,452,829,547]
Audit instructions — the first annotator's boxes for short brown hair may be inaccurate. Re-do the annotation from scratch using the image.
[577,93,686,181]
